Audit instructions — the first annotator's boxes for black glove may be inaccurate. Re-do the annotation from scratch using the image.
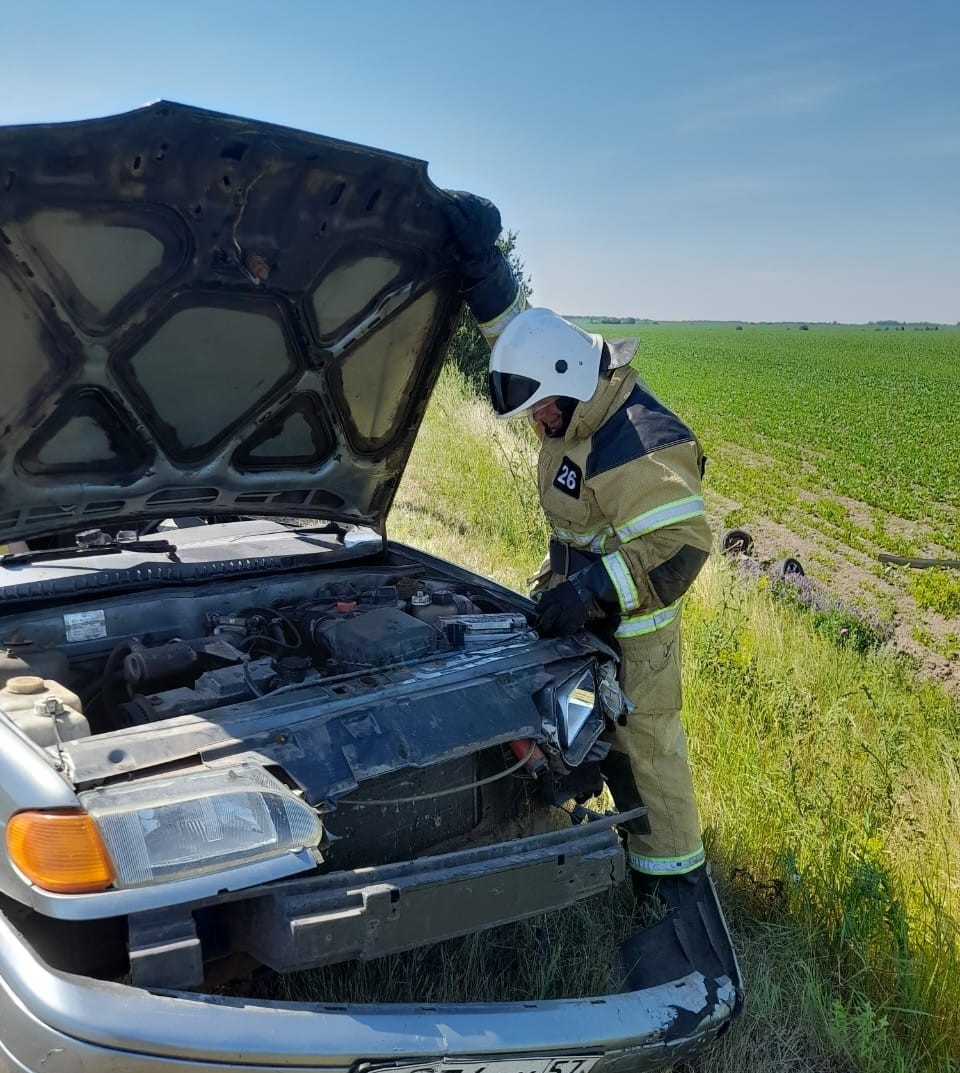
[535,582,589,636]
[442,190,503,274]
[535,560,622,637]
[441,190,519,324]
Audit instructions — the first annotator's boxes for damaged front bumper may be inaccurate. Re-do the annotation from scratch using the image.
[0,918,740,1073]
[0,817,743,1073]
[126,815,634,989]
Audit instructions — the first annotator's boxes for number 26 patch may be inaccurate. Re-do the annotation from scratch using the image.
[553,456,582,498]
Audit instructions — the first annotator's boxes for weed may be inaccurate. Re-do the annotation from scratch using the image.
[826,997,903,1072]
[909,568,960,619]
[744,563,891,652]
[811,608,888,654]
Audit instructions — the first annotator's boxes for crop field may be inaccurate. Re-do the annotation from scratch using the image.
[579,322,960,548]
[578,322,960,684]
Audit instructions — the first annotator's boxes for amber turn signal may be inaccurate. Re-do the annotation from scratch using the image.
[6,809,114,893]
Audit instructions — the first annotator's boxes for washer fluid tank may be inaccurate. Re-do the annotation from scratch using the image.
[0,675,90,748]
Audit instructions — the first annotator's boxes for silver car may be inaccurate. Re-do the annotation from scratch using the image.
[0,102,742,1072]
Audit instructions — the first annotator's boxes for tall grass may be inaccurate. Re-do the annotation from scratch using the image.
[385,366,960,1072]
[684,565,959,1070]
[390,366,548,591]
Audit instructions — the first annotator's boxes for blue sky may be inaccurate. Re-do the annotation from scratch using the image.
[4,0,957,322]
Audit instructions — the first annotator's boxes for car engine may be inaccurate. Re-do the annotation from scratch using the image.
[0,574,533,740]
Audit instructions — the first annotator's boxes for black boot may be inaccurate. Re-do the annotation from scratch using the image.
[629,863,709,916]
[652,863,711,913]
[628,867,663,922]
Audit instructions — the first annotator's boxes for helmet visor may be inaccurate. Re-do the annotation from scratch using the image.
[489,371,541,416]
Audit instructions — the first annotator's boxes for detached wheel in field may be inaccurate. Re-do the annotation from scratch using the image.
[720,529,755,556]
[769,557,804,580]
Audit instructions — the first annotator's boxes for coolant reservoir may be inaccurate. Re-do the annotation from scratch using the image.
[408,590,477,628]
[0,676,90,748]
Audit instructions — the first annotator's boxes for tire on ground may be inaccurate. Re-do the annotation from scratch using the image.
[720,529,754,556]
[769,556,804,579]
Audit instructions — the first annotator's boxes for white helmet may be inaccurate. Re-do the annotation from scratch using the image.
[488,308,603,419]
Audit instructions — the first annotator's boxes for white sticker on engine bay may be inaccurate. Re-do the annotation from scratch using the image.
[64,609,107,642]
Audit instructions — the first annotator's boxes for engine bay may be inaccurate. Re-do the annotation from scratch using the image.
[0,568,535,744]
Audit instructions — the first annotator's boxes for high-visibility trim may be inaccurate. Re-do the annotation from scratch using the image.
[628,844,706,876]
[602,550,641,612]
[478,289,526,342]
[615,598,682,638]
[552,525,612,554]
[616,495,706,543]
[552,497,705,569]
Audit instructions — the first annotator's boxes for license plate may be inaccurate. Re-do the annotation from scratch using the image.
[372,1058,599,1073]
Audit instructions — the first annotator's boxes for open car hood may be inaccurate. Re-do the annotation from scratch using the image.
[0,101,464,546]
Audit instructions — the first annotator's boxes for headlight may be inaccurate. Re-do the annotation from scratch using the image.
[535,661,605,766]
[78,764,322,890]
[558,666,597,747]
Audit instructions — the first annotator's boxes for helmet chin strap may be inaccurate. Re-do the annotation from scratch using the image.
[544,396,579,437]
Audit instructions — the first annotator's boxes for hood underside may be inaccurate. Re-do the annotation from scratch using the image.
[0,101,464,546]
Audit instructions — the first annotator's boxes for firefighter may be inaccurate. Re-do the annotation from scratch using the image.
[444,191,713,909]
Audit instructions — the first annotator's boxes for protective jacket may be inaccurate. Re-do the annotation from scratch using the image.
[534,345,711,877]
[537,355,710,637]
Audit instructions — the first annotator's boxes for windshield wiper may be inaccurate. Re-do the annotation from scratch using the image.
[1,532,178,567]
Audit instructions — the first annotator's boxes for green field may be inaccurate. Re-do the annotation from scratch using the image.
[580,323,960,556]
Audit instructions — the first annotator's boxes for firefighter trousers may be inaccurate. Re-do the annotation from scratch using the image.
[601,614,706,876]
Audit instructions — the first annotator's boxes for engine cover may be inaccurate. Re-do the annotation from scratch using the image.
[314,606,437,667]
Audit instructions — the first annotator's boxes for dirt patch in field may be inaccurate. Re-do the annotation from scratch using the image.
[706,488,960,696]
